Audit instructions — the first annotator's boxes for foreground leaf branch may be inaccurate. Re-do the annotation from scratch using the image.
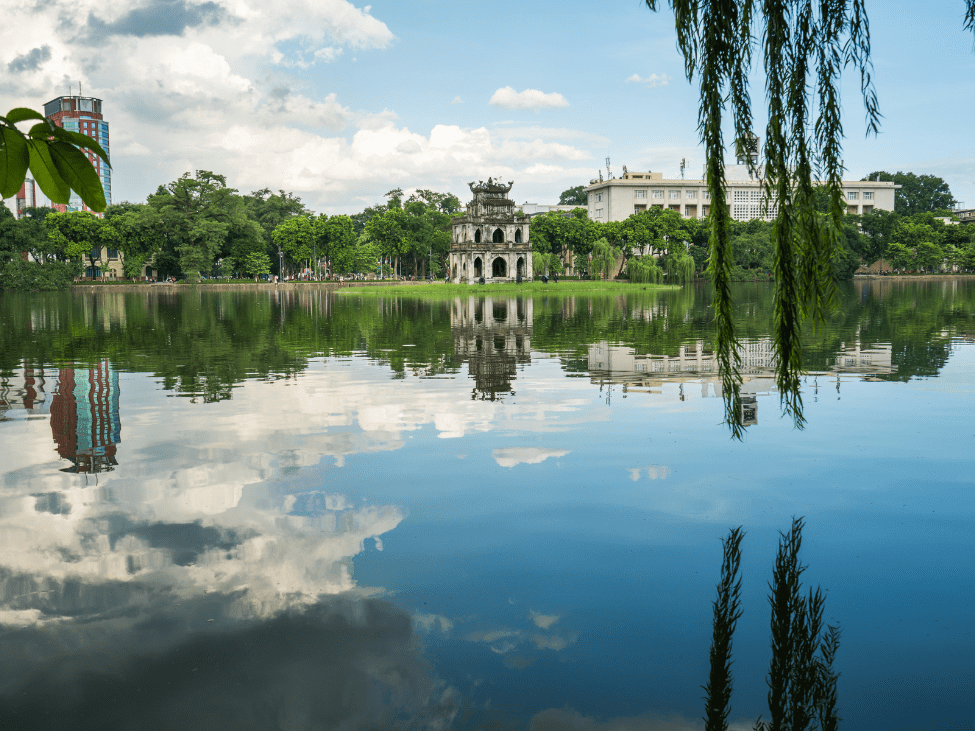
[0,108,110,212]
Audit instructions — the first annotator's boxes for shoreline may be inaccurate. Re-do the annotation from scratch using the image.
[64,273,975,292]
[67,280,429,293]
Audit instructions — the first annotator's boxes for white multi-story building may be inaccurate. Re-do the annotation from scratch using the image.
[586,167,897,224]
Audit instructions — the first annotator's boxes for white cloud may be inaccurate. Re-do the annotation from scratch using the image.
[530,610,560,629]
[0,0,607,213]
[413,613,454,634]
[493,125,611,146]
[492,447,570,468]
[314,46,343,63]
[626,73,670,88]
[489,86,570,110]
[629,465,671,481]
[451,95,463,104]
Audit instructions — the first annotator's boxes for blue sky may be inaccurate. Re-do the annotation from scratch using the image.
[2,0,973,215]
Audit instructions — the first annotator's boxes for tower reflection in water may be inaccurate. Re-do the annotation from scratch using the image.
[451,295,532,400]
[49,360,120,474]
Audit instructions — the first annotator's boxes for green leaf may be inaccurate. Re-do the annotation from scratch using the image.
[50,126,111,167]
[0,125,31,198]
[27,121,56,138]
[48,140,106,212]
[5,108,48,125]
[27,139,70,204]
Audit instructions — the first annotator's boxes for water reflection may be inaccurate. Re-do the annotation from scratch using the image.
[588,338,896,426]
[451,296,532,400]
[1,280,974,730]
[0,368,451,726]
[49,361,122,474]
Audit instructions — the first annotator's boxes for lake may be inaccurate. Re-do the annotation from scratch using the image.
[0,279,972,731]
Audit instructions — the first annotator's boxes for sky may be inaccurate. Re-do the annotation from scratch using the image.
[2,0,974,216]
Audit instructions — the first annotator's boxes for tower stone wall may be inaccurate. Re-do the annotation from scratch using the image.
[448,179,532,284]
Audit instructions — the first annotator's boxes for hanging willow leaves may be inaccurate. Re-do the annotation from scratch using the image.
[643,0,894,436]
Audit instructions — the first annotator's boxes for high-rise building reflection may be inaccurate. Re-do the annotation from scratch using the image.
[49,360,121,473]
[451,296,533,400]
[0,365,53,421]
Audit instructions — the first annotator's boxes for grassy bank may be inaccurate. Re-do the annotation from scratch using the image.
[338,281,679,297]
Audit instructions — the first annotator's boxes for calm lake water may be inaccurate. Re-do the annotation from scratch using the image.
[0,279,973,731]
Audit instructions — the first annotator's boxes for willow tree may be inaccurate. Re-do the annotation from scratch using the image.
[644,0,975,436]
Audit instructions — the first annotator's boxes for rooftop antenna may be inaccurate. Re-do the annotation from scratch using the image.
[605,157,613,180]
[680,158,686,180]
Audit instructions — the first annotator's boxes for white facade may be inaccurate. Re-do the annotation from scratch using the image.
[586,168,898,223]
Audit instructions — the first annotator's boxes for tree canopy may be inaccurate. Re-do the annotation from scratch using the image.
[559,186,588,206]
[862,171,956,215]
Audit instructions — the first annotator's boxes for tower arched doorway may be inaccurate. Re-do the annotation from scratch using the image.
[493,228,504,243]
[474,257,482,278]
[492,257,507,278]
[517,257,525,278]
[474,229,482,243]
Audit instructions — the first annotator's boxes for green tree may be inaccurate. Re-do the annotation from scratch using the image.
[315,214,357,274]
[589,237,621,279]
[106,203,167,278]
[273,216,315,274]
[862,171,956,215]
[884,242,914,271]
[147,171,245,280]
[915,241,945,272]
[365,207,407,275]
[46,210,116,275]
[242,251,272,281]
[858,209,902,265]
[559,185,588,206]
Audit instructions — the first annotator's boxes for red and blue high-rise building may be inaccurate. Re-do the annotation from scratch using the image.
[43,95,112,213]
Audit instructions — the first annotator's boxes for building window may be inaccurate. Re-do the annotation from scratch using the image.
[703,191,711,200]
[597,193,603,202]
[863,205,874,213]
[863,191,873,200]
[848,191,858,200]
[652,190,663,199]
[635,190,646,199]
[669,190,680,199]
[686,190,696,199]
[595,208,603,218]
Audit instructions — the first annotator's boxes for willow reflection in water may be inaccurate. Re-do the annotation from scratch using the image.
[0,280,973,730]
